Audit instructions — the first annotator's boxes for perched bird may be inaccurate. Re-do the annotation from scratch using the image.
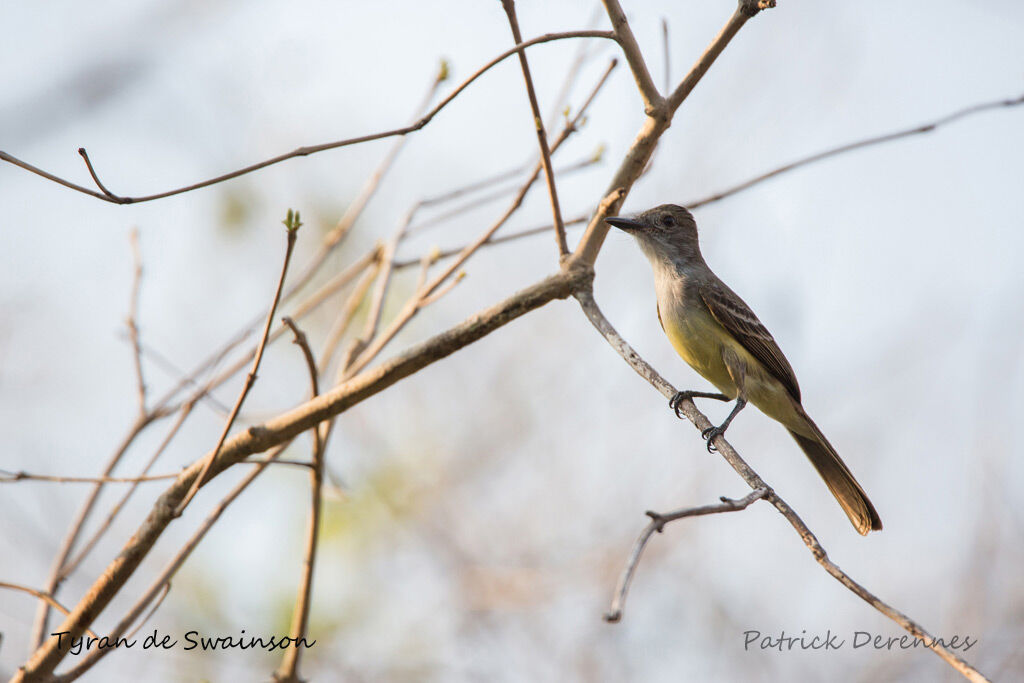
[606,204,882,535]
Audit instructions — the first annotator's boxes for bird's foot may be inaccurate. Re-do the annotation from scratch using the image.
[700,425,726,452]
[669,390,729,419]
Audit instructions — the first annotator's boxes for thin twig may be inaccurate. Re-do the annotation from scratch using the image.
[604,488,768,622]
[275,318,324,683]
[0,469,179,484]
[392,214,590,269]
[661,18,670,94]
[56,400,195,581]
[420,271,467,307]
[0,583,99,639]
[123,582,171,642]
[29,412,156,649]
[345,59,616,378]
[600,0,663,113]
[545,4,604,133]
[59,443,293,682]
[17,265,592,682]
[283,62,446,309]
[319,262,381,380]
[0,31,614,205]
[687,93,1024,209]
[175,212,302,514]
[406,155,601,237]
[501,0,569,257]
[180,247,381,414]
[666,0,767,111]
[76,148,116,199]
[574,1,767,266]
[573,288,990,683]
[126,228,146,415]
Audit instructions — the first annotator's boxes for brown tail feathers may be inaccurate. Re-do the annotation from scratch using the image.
[787,417,882,535]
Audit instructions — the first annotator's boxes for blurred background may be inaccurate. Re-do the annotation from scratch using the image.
[2,1,1023,681]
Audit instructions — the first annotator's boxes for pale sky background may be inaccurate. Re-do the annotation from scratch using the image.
[2,1,1023,681]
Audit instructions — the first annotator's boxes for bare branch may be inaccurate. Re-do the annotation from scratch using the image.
[16,265,592,681]
[574,1,769,266]
[76,148,116,199]
[420,271,467,308]
[319,262,381,379]
[604,488,768,623]
[687,92,1024,209]
[0,469,179,485]
[666,1,769,111]
[28,412,157,649]
[58,442,292,682]
[176,212,302,514]
[344,60,616,378]
[393,213,590,270]
[501,0,569,257]
[661,18,670,94]
[126,228,146,415]
[123,582,170,642]
[407,154,601,237]
[0,583,99,639]
[0,31,614,205]
[275,318,324,683]
[573,288,990,683]
[600,0,663,113]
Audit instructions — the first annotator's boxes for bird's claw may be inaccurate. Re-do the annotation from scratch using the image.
[701,426,724,452]
[669,391,686,419]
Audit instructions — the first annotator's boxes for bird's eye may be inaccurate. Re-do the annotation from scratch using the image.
[662,214,675,227]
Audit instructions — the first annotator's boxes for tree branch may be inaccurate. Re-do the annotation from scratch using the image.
[687,92,1024,209]
[604,488,768,622]
[574,0,770,266]
[176,211,301,514]
[0,31,614,205]
[600,0,663,113]
[573,288,990,683]
[501,0,569,257]
[274,318,324,683]
[14,265,592,681]
[126,228,147,415]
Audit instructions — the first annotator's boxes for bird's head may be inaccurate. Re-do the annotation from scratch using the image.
[605,204,702,265]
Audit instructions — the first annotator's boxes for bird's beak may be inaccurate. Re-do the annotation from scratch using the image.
[605,216,645,232]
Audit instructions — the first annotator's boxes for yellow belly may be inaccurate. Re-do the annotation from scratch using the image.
[664,311,738,397]
[663,310,807,433]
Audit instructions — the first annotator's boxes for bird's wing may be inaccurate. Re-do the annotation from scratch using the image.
[700,281,801,402]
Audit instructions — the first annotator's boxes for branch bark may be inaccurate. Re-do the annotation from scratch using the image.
[502,0,569,257]
[0,31,614,205]
[13,265,592,682]
[573,288,990,683]
[573,0,768,267]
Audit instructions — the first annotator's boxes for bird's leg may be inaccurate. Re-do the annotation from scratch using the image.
[668,390,729,419]
[701,349,748,452]
[701,398,747,452]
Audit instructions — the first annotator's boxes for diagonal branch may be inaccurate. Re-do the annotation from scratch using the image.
[14,265,592,681]
[0,583,99,640]
[501,0,568,257]
[573,288,990,683]
[574,0,769,267]
[600,0,663,113]
[605,488,768,622]
[274,318,324,683]
[666,0,772,111]
[0,31,614,205]
[126,228,147,415]
[687,92,1024,209]
[176,212,301,514]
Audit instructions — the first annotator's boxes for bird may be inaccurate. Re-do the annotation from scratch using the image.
[606,204,882,535]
